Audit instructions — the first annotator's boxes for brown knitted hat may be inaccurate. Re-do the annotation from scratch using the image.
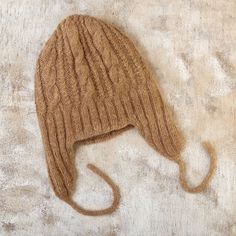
[35,15,216,216]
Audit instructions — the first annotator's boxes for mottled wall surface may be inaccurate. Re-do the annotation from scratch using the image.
[1,0,236,235]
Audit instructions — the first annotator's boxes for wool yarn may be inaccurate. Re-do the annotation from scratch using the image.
[35,15,216,216]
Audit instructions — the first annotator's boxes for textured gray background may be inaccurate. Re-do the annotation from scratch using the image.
[1,0,236,235]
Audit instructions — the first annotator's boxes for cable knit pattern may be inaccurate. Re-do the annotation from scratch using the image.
[35,15,217,216]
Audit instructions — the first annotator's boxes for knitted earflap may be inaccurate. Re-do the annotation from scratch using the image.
[35,15,216,216]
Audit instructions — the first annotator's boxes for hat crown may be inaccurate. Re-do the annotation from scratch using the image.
[36,15,150,113]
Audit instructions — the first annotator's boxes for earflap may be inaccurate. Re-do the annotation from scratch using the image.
[39,109,76,199]
[129,82,184,161]
[38,108,120,216]
[129,81,216,193]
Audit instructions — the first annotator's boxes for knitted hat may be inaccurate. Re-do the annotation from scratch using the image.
[35,15,216,216]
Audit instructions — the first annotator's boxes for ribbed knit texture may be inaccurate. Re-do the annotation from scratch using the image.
[35,15,216,216]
